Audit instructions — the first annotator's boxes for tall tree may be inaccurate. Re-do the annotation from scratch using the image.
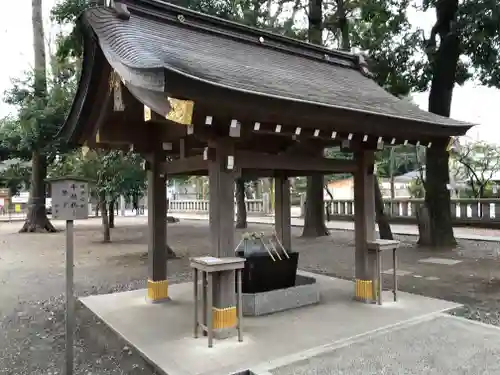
[2,57,77,232]
[17,0,56,232]
[302,0,330,238]
[415,0,500,246]
[420,0,461,246]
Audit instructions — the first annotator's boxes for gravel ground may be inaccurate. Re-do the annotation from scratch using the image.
[1,217,500,374]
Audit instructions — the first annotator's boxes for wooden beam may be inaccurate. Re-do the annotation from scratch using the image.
[163,155,208,175]
[249,169,320,178]
[96,119,190,144]
[235,151,356,173]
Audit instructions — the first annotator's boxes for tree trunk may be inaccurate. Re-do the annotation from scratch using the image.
[20,0,55,233]
[423,145,456,247]
[374,176,393,240]
[95,204,99,217]
[101,195,111,243]
[416,204,432,245]
[133,195,139,216]
[421,3,460,247]
[108,200,115,229]
[308,0,322,45]
[235,178,247,229]
[302,173,329,237]
[337,0,350,51]
[20,150,57,233]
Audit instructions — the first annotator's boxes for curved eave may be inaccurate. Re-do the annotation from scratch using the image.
[162,68,473,140]
[58,29,111,147]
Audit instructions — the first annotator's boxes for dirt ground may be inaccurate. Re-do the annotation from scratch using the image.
[1,216,500,374]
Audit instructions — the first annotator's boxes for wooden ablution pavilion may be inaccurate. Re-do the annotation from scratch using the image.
[61,0,473,344]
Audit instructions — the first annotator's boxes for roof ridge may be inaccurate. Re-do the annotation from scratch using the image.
[115,0,364,71]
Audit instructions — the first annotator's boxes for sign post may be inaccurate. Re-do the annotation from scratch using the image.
[48,177,90,375]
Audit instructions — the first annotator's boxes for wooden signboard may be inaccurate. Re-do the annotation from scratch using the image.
[50,179,89,221]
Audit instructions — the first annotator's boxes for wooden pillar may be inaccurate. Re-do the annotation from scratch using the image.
[208,140,237,338]
[353,150,376,302]
[146,149,169,303]
[275,173,291,251]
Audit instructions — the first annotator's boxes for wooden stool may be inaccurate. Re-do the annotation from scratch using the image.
[367,239,400,305]
[190,256,245,348]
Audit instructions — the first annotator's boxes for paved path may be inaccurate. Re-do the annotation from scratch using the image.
[172,212,500,242]
[270,314,500,375]
[4,207,500,242]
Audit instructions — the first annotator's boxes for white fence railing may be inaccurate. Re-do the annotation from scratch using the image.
[168,198,500,226]
[168,198,270,214]
[5,198,498,226]
[325,198,500,224]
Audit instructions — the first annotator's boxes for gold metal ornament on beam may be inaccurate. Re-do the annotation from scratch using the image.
[166,97,194,125]
[143,97,194,125]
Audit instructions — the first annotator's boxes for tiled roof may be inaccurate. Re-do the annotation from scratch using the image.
[81,1,472,130]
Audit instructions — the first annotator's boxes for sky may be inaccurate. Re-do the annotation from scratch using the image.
[0,0,499,143]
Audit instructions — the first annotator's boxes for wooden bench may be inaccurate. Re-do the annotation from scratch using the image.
[367,239,400,305]
[190,256,245,347]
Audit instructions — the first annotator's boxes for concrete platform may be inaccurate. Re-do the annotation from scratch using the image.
[80,271,459,375]
[269,314,500,375]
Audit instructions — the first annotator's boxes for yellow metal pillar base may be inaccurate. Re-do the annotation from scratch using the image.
[354,279,378,303]
[212,306,237,329]
[147,279,169,303]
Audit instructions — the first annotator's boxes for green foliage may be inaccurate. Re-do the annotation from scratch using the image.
[49,148,147,203]
[333,0,500,98]
[421,0,500,88]
[408,177,425,198]
[0,116,32,161]
[51,0,95,60]
[0,163,32,196]
[1,58,77,162]
[323,0,427,96]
